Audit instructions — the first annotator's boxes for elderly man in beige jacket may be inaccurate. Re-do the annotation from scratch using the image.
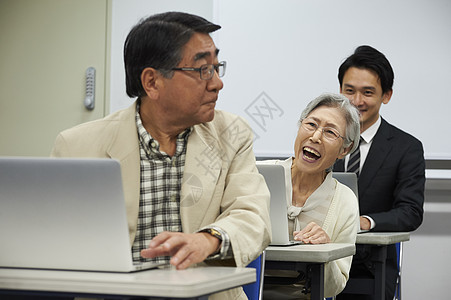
[52,12,271,300]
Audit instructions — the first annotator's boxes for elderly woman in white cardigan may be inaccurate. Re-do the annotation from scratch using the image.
[263,93,361,299]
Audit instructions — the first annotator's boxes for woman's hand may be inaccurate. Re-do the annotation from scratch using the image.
[293,221,331,244]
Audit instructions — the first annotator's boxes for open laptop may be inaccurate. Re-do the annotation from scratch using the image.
[0,157,165,272]
[332,172,367,233]
[256,163,303,246]
[332,172,358,197]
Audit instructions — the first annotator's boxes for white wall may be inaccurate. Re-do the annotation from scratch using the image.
[214,0,451,160]
[110,0,451,160]
[403,180,451,299]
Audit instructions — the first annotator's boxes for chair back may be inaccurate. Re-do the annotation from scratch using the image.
[243,251,266,300]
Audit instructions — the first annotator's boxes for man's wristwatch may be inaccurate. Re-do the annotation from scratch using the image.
[202,228,223,241]
[202,228,223,256]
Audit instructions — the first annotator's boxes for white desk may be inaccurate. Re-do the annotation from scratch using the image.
[0,266,255,299]
[265,243,355,300]
[356,231,410,245]
[343,232,411,300]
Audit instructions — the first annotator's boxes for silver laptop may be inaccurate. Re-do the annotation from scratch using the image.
[0,157,164,272]
[332,172,358,197]
[332,172,366,233]
[256,163,303,246]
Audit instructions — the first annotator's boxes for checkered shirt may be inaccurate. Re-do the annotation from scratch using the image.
[131,107,191,264]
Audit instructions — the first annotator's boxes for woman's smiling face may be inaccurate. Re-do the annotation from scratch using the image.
[293,105,351,175]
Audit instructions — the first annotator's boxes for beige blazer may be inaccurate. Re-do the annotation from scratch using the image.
[51,102,271,269]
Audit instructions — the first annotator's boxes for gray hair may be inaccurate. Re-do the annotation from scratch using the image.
[299,93,360,155]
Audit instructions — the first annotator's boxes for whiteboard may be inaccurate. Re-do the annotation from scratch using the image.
[110,0,451,160]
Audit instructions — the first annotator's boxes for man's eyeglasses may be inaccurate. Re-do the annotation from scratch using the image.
[172,61,226,80]
[300,118,345,141]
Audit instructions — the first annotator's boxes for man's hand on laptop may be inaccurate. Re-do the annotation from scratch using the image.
[141,231,221,270]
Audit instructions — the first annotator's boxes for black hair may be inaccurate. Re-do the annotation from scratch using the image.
[124,12,221,98]
[338,45,394,95]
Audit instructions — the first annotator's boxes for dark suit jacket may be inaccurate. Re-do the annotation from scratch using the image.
[334,117,425,231]
[334,117,425,299]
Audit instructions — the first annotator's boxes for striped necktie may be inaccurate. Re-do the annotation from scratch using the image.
[347,138,362,177]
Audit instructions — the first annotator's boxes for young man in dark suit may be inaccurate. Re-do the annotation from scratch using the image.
[334,45,425,300]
